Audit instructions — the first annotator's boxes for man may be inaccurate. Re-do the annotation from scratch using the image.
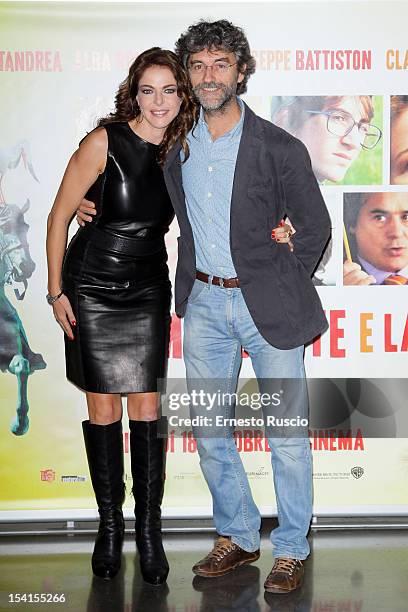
[271,95,381,184]
[78,20,330,593]
[343,192,408,285]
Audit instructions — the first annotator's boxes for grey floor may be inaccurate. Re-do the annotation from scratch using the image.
[1,526,408,611]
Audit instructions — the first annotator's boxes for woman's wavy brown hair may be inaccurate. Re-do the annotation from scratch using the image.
[97,47,197,165]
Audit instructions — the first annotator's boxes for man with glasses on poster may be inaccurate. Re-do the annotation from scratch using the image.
[272,95,382,184]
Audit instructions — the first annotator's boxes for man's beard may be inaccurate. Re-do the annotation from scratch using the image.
[193,80,236,113]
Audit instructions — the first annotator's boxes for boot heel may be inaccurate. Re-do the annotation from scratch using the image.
[136,526,169,585]
[92,506,125,579]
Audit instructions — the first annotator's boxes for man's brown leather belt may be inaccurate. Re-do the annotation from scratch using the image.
[196,270,240,288]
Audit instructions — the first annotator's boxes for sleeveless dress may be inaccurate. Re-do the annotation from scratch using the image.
[61,122,174,393]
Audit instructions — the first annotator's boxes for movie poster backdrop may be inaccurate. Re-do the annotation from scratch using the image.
[1,1,407,519]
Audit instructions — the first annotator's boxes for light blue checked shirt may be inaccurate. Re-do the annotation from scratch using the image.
[181,97,245,278]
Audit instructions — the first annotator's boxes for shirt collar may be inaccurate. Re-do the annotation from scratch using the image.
[197,96,245,140]
[397,263,408,278]
[358,256,408,284]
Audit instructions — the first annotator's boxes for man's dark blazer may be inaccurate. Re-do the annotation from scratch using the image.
[163,102,331,349]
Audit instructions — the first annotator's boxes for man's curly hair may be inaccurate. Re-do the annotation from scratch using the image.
[175,19,256,95]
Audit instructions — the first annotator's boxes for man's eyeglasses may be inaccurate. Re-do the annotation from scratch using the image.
[305,109,382,149]
[188,61,237,75]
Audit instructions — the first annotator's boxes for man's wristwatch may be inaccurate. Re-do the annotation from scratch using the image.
[46,291,63,305]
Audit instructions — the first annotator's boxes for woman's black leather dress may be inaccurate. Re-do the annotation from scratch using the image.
[62,122,174,393]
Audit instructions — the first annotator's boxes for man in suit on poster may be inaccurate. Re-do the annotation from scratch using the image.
[343,192,408,285]
[78,19,330,593]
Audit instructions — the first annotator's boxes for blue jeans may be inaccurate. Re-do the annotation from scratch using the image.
[183,279,312,560]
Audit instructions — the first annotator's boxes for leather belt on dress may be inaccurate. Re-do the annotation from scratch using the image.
[196,270,240,288]
[81,225,165,256]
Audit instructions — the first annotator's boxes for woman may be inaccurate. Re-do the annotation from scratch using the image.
[271,95,381,184]
[390,95,408,184]
[46,48,196,583]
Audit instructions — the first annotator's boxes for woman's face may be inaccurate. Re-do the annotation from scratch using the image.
[136,65,182,134]
[391,108,408,184]
[295,97,365,183]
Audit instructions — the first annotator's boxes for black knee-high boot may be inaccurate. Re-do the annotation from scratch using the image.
[82,419,125,580]
[129,417,169,585]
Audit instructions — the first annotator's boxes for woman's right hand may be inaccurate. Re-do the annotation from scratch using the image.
[52,294,77,340]
[76,198,96,226]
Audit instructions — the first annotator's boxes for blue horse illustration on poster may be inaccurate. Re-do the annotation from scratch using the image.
[0,141,46,435]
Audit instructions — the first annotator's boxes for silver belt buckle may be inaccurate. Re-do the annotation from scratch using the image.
[219,277,224,288]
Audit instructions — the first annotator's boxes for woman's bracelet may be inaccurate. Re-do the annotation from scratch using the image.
[46,291,63,305]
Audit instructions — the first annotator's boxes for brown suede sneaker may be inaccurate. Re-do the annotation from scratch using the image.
[192,536,260,578]
[263,558,304,593]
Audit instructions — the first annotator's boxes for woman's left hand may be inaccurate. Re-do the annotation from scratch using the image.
[52,294,76,340]
[271,220,294,252]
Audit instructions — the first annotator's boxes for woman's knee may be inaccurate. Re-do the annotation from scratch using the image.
[127,392,159,421]
[86,393,122,424]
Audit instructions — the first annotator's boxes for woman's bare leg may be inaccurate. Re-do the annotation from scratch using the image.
[86,392,123,424]
[127,392,160,421]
